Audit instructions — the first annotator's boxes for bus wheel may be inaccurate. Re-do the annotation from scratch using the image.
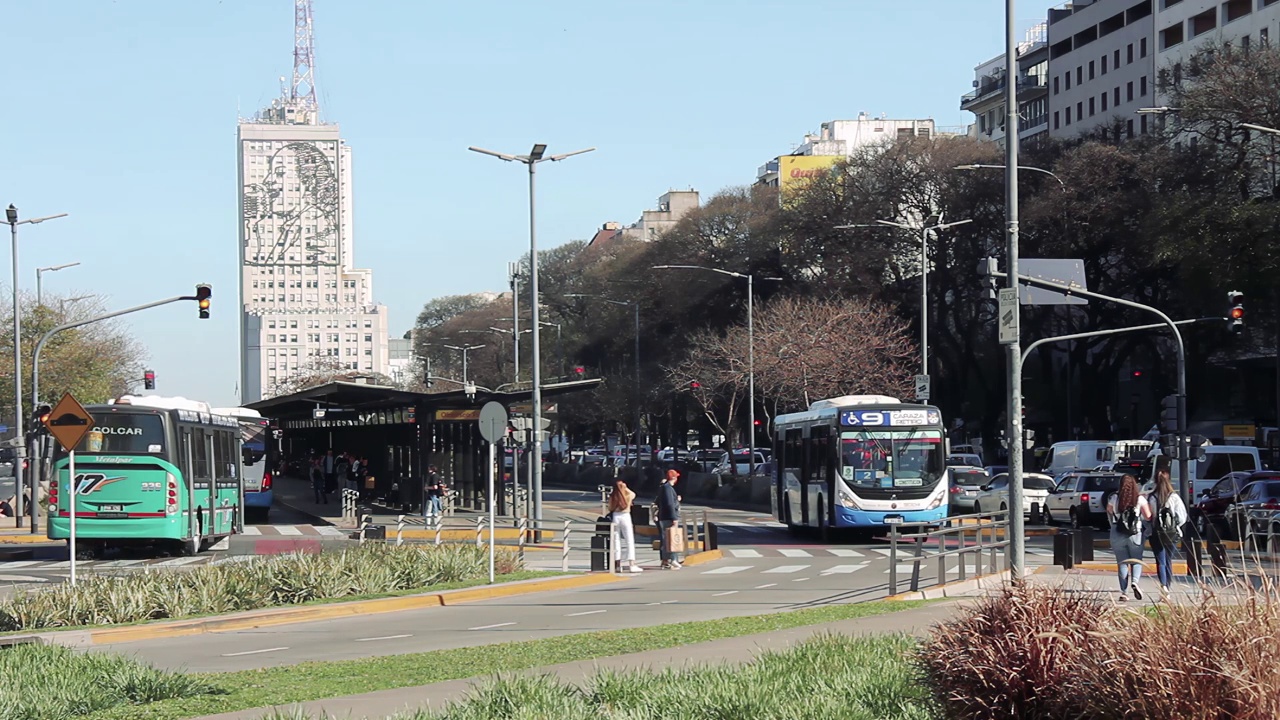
[181,535,201,557]
[69,541,99,561]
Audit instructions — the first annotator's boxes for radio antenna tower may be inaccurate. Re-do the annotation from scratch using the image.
[292,0,319,118]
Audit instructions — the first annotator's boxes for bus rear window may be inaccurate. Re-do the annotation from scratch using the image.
[57,413,166,455]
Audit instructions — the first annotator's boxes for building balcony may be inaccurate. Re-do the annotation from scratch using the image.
[961,77,1007,111]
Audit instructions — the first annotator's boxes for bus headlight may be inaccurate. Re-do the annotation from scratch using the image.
[926,490,945,510]
[839,488,861,509]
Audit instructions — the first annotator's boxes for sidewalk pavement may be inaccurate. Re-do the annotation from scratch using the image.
[191,601,962,720]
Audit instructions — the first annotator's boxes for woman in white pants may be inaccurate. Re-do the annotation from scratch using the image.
[609,480,643,573]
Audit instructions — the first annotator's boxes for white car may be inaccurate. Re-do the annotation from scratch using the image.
[974,473,1057,516]
[947,453,984,469]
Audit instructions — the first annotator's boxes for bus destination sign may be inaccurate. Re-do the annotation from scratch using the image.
[839,409,939,427]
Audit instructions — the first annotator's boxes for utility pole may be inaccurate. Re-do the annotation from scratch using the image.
[509,262,520,384]
[1003,0,1026,582]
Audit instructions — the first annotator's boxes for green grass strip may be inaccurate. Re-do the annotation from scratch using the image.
[82,600,934,720]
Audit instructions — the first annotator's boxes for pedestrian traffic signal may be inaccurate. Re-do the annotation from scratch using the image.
[1160,394,1179,433]
[195,284,212,319]
[573,366,585,375]
[1227,290,1244,333]
[143,369,155,390]
[689,381,701,390]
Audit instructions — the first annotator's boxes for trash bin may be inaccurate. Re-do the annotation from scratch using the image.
[591,518,612,572]
[705,521,718,551]
[1029,502,1044,526]
[1054,529,1077,569]
[630,504,649,528]
[1074,526,1095,561]
[362,525,387,541]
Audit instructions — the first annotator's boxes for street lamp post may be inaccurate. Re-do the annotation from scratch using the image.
[652,266,781,478]
[565,295,641,465]
[7,205,69,529]
[36,262,80,307]
[1002,0,1026,581]
[836,217,972,384]
[470,143,594,528]
[442,344,485,384]
[1239,122,1280,438]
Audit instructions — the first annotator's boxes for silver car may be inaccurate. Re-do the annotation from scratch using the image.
[948,467,991,512]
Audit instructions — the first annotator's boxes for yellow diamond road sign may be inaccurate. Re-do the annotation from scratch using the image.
[44,392,95,452]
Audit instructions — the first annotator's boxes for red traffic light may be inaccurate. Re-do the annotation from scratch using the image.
[1132,370,1143,378]
[689,381,701,390]
[573,366,585,375]
[753,419,762,426]
[1230,306,1244,320]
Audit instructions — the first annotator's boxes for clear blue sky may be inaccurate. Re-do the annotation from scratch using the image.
[2,0,1057,407]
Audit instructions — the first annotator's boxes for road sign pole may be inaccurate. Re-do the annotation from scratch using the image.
[68,450,76,586]
[488,439,495,584]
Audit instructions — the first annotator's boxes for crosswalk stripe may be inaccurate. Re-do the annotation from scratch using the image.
[777,549,813,558]
[315,526,347,536]
[821,564,868,574]
[871,548,894,557]
[275,526,304,536]
[1026,548,1053,556]
[886,564,922,574]
[701,566,751,575]
[762,565,810,574]
[826,549,865,557]
[727,549,763,558]
[153,557,206,567]
[0,561,42,568]
[240,527,262,536]
[0,574,47,583]
[95,560,147,568]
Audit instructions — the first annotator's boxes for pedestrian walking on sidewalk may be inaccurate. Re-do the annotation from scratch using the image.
[608,480,643,573]
[323,450,337,495]
[424,466,443,520]
[1107,474,1152,602]
[309,459,327,504]
[656,469,683,570]
[1148,464,1187,600]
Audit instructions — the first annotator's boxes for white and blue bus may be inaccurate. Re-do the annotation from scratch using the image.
[213,407,274,522]
[773,395,949,534]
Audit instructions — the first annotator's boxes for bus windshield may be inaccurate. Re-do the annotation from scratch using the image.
[839,430,945,490]
[57,413,166,455]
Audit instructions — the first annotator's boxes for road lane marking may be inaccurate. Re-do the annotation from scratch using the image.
[712,590,738,596]
[0,574,48,582]
[777,549,813,558]
[469,622,516,630]
[885,564,921,574]
[727,549,763,558]
[222,647,289,657]
[820,564,869,574]
[240,526,262,536]
[0,561,42,568]
[792,577,811,582]
[761,565,809,574]
[701,566,750,574]
[565,610,606,617]
[871,548,894,557]
[826,549,865,557]
[316,526,348,536]
[154,557,205,567]
[645,599,681,605]
[95,560,147,568]
[276,526,304,536]
[354,634,413,642]
[755,583,777,589]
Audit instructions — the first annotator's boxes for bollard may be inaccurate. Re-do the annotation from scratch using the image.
[609,522,619,574]
[396,515,405,547]
[342,489,359,524]
[359,514,372,545]
[476,516,484,548]
[888,525,898,596]
[518,517,527,565]
[434,515,442,547]
[562,519,571,572]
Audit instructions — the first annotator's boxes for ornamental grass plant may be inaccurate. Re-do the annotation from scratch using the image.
[0,543,521,632]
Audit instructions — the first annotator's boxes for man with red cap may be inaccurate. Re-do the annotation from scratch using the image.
[656,468,683,569]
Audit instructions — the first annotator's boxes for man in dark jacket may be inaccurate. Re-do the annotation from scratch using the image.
[656,469,683,569]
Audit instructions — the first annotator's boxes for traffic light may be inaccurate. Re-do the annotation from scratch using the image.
[573,366,585,376]
[1160,394,1179,433]
[195,284,212,319]
[143,369,156,390]
[29,404,51,439]
[689,380,701,390]
[1227,290,1244,333]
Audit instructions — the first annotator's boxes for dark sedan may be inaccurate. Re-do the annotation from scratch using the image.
[1226,475,1280,543]
[1193,472,1256,540]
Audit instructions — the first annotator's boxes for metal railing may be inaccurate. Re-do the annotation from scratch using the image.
[887,511,1010,596]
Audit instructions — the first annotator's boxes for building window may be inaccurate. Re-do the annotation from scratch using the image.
[364,320,372,328]
[1102,56,1108,75]
[267,335,276,343]
[1066,107,1073,125]
[1140,75,1148,96]
[1262,27,1270,46]
[1114,48,1120,68]
[1089,60,1096,80]
[1140,115,1148,135]
[1190,9,1216,37]
[1128,43,1134,64]
[1065,73,1072,90]
[1089,97,1096,116]
[1127,119,1135,139]
[1077,101,1083,119]
[1127,81,1134,102]
[1053,76,1060,94]
[1076,66,1083,85]
[1114,86,1121,106]
[1242,34,1251,53]
[1054,111,1060,130]
[1101,93,1108,111]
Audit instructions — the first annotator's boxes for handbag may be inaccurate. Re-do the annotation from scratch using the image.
[364,475,377,490]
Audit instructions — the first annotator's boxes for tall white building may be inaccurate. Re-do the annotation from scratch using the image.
[1156,0,1280,92]
[237,4,389,403]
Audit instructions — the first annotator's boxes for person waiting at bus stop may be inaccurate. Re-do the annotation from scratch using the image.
[656,469,683,570]
[309,459,326,505]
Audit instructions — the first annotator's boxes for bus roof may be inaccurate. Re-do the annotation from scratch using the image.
[211,407,264,420]
[775,396,936,426]
[111,395,212,413]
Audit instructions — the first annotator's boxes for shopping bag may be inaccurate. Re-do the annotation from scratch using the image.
[664,524,685,554]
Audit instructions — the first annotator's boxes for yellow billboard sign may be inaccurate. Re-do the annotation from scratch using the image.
[435,409,481,421]
[1223,424,1255,440]
[778,155,841,202]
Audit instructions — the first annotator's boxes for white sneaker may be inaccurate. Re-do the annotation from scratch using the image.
[629,565,643,573]
[670,561,682,570]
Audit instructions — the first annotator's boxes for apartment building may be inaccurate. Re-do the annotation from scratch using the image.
[961,24,1051,145]
[1156,0,1280,95]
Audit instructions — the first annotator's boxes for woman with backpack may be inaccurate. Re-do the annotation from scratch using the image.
[1107,474,1152,601]
[1148,465,1188,599]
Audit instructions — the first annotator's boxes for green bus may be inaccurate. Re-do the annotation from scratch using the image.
[47,396,244,559]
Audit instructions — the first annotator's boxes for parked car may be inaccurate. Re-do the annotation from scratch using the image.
[983,465,1008,478]
[1225,475,1280,543]
[948,467,991,512]
[947,453,984,469]
[712,450,771,476]
[1043,472,1123,529]
[578,448,608,466]
[692,450,726,473]
[1193,471,1257,539]
[973,473,1056,517]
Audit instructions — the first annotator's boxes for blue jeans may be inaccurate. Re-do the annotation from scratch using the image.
[1151,538,1173,589]
[658,519,681,564]
[1111,530,1145,592]
[423,495,442,519]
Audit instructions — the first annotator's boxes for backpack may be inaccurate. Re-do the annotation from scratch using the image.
[1155,496,1184,547]
[1114,504,1142,536]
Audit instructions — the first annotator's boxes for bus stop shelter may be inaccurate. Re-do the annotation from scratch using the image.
[246,378,601,515]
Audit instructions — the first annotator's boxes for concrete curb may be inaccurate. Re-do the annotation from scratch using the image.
[679,548,723,567]
[31,573,625,648]
[1078,561,1189,574]
[884,570,1012,601]
[0,534,56,545]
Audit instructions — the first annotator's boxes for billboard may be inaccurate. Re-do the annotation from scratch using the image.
[778,155,842,204]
